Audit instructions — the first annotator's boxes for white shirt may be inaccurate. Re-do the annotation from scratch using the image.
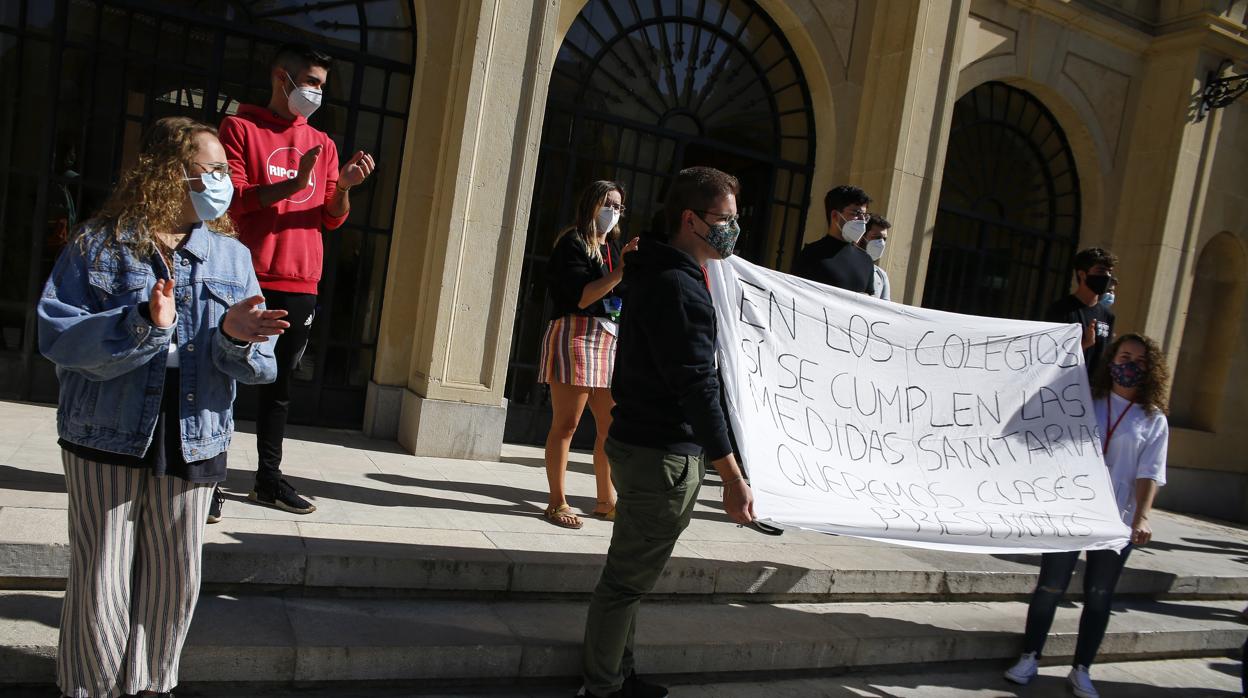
[871,266,891,301]
[1097,391,1168,526]
[155,314,178,367]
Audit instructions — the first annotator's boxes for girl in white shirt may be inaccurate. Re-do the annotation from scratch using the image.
[1005,333,1169,698]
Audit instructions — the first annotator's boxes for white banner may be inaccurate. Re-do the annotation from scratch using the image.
[708,256,1130,554]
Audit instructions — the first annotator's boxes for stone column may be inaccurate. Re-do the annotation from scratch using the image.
[841,0,972,304]
[363,0,558,460]
[1105,38,1230,352]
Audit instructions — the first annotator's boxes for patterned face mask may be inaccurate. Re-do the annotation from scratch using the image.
[694,212,741,259]
[1108,359,1146,388]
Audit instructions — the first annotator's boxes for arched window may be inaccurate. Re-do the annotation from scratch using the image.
[924,82,1081,320]
[0,1,416,427]
[504,0,816,444]
[1170,232,1248,431]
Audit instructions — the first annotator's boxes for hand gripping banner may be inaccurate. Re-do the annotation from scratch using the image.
[708,256,1130,554]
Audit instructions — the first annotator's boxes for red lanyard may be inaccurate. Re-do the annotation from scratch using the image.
[1103,398,1133,455]
[701,265,710,291]
[604,244,613,272]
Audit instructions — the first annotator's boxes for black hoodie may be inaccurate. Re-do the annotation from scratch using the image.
[609,240,733,461]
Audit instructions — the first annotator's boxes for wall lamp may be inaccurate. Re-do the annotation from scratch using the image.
[1197,59,1248,122]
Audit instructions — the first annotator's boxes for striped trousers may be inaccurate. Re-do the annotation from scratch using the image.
[58,450,214,698]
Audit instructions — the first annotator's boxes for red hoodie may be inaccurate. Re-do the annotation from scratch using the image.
[219,104,348,294]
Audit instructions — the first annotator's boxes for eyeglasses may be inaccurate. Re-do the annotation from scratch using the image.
[603,203,627,214]
[842,207,869,220]
[187,161,231,182]
[692,209,739,226]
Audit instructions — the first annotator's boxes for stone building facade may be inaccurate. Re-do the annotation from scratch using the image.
[2,0,1245,520]
[364,0,1248,521]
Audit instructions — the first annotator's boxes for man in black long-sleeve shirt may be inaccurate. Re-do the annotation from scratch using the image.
[578,167,756,698]
[792,184,875,293]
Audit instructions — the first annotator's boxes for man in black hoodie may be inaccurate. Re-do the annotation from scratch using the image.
[578,167,756,698]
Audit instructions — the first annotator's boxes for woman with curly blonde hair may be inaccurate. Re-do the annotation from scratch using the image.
[1005,333,1170,698]
[38,116,286,698]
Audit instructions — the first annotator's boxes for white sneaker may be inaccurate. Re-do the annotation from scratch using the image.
[1068,665,1099,698]
[1003,651,1039,685]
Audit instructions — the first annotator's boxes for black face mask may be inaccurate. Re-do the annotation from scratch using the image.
[1085,273,1112,295]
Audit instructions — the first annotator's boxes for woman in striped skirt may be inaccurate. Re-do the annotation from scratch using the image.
[539,181,639,529]
[36,117,282,697]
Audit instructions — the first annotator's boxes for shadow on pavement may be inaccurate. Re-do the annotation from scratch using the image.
[0,463,64,491]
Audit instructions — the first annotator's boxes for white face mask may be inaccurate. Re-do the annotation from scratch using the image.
[840,217,867,244]
[596,206,620,237]
[284,71,323,118]
[865,238,886,261]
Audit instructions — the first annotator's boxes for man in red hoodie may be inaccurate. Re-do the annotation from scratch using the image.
[216,43,375,521]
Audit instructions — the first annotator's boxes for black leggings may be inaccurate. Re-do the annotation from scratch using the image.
[254,290,317,488]
[1022,546,1132,667]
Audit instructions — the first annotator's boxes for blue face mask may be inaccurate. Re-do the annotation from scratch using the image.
[1100,291,1115,308]
[184,168,234,221]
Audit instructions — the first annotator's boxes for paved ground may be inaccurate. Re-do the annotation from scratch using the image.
[3,400,1248,599]
[5,656,1245,697]
[3,400,1248,694]
[93,657,1248,697]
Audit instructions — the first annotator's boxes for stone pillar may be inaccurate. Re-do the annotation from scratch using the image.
[1105,40,1227,353]
[842,0,972,304]
[363,0,558,460]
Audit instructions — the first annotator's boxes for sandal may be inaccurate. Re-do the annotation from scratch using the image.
[591,501,616,521]
[543,503,583,529]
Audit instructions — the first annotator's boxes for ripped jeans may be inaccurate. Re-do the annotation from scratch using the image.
[1022,545,1133,667]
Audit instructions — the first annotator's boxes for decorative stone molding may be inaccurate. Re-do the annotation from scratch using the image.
[1062,51,1131,162]
[961,13,1017,70]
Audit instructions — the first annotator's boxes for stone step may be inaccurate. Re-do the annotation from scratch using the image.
[3,505,1246,601]
[2,592,1245,686]
[9,656,1243,698]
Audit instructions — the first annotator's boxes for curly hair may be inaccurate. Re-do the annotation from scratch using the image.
[81,116,235,261]
[1090,333,1170,415]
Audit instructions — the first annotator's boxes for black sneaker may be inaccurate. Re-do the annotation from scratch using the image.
[206,486,224,524]
[249,478,316,514]
[576,672,667,698]
[622,671,668,698]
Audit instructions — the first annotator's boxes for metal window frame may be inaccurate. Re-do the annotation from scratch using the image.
[924,81,1082,321]
[503,0,817,446]
[0,0,416,428]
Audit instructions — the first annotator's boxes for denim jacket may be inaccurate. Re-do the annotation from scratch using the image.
[38,222,277,461]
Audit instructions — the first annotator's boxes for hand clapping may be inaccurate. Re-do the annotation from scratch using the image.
[149,278,176,328]
[223,296,290,343]
[339,150,375,189]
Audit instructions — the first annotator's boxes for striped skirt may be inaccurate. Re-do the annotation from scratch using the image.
[538,314,617,388]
